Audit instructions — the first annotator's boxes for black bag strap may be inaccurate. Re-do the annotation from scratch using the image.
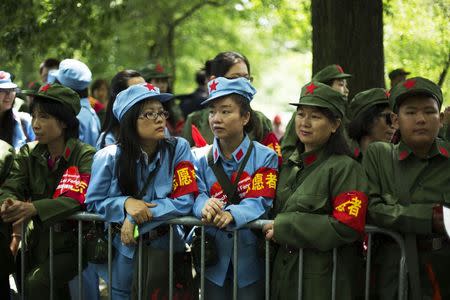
[208,142,254,205]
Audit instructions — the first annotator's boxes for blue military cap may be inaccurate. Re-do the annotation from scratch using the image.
[0,71,17,89]
[201,77,256,106]
[113,82,173,121]
[49,59,92,90]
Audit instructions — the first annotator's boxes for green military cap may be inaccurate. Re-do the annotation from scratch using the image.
[389,77,443,112]
[348,88,390,120]
[388,68,410,80]
[140,62,170,80]
[290,81,346,118]
[31,83,81,115]
[312,64,352,83]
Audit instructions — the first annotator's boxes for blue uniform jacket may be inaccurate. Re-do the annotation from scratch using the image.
[11,110,35,150]
[192,136,278,287]
[77,98,101,147]
[85,137,198,258]
[95,131,116,150]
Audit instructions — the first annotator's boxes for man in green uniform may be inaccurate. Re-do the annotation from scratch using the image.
[281,64,352,160]
[363,77,450,299]
[0,84,96,299]
[264,82,368,299]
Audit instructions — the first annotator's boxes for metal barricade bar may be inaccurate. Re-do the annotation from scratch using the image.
[14,213,409,300]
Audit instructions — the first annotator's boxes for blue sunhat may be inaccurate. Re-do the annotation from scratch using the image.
[113,82,173,121]
[201,77,256,106]
[49,59,92,90]
[0,71,17,89]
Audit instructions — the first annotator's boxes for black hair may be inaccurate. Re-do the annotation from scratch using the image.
[204,51,251,78]
[39,58,60,75]
[30,97,79,141]
[195,69,207,86]
[100,70,142,147]
[347,103,389,143]
[0,108,14,145]
[90,79,109,97]
[395,92,441,113]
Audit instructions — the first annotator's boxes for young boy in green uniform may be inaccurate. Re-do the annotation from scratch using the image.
[0,83,95,299]
[363,77,450,299]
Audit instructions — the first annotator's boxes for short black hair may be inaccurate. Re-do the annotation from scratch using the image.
[31,97,79,141]
[347,103,389,143]
[205,51,251,78]
[39,58,60,75]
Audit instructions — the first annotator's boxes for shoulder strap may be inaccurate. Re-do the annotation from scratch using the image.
[209,142,254,205]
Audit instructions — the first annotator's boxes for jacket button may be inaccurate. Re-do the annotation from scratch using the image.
[227,233,233,238]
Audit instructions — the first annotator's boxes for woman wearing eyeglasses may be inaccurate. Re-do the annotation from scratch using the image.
[85,83,198,299]
[347,88,396,161]
[0,71,35,150]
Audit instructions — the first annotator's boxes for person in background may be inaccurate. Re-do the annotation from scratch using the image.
[89,79,109,125]
[39,58,60,84]
[272,114,285,141]
[388,68,410,89]
[178,68,208,118]
[347,88,396,161]
[50,59,101,147]
[281,64,352,160]
[0,71,35,150]
[97,70,145,150]
[265,82,368,300]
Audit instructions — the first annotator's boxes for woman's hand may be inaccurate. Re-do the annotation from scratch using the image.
[121,218,136,245]
[124,198,156,224]
[201,198,224,223]
[10,235,21,256]
[213,211,234,229]
[0,199,37,226]
[262,221,275,241]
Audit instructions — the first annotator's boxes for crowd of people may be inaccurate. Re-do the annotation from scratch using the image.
[0,51,449,300]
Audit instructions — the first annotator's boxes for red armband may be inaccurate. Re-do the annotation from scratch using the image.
[332,190,368,233]
[53,166,90,205]
[171,161,198,198]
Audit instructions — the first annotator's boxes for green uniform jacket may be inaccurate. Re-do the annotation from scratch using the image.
[362,139,450,298]
[182,108,273,146]
[271,147,368,300]
[0,138,95,262]
[0,140,14,185]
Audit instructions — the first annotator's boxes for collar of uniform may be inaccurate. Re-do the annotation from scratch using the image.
[289,145,325,167]
[212,135,251,164]
[31,138,77,165]
[80,97,90,108]
[137,146,162,165]
[398,139,449,161]
[353,147,362,159]
[61,138,78,162]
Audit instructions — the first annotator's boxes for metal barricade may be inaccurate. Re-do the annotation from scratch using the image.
[17,213,407,300]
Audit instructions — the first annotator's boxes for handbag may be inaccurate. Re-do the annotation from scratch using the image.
[83,221,115,264]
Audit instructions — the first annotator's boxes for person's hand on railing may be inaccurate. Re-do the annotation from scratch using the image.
[124,197,157,224]
[0,198,37,226]
[201,198,224,223]
[213,211,234,229]
[262,221,275,242]
[121,218,137,245]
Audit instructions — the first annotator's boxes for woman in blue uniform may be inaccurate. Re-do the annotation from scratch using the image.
[85,83,198,299]
[192,77,278,299]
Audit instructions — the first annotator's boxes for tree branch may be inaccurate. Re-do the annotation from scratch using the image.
[437,51,450,87]
[172,0,225,27]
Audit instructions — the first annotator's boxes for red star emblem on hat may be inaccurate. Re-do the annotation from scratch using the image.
[305,82,318,95]
[403,79,416,89]
[209,80,218,92]
[336,65,344,73]
[40,83,51,92]
[145,83,156,91]
[155,63,164,73]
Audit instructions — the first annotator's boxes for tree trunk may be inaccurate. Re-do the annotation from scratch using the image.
[311,0,385,97]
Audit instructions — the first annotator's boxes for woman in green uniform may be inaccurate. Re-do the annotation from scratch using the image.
[0,83,95,299]
[263,81,368,300]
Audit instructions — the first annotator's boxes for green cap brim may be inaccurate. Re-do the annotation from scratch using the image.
[290,95,344,118]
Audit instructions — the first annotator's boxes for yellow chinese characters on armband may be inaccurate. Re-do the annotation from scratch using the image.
[245,167,278,199]
[332,190,368,233]
[170,161,198,198]
[53,166,91,205]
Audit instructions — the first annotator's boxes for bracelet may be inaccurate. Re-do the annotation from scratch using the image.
[11,233,22,238]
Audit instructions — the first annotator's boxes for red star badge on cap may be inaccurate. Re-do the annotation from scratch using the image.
[403,79,416,89]
[145,83,156,91]
[336,65,344,73]
[305,82,318,95]
[40,83,51,92]
[155,63,164,73]
[209,80,218,92]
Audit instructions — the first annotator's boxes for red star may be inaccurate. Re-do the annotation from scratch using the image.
[336,65,344,73]
[40,83,51,92]
[209,80,218,92]
[145,83,156,91]
[305,82,318,95]
[403,79,416,89]
[155,63,164,73]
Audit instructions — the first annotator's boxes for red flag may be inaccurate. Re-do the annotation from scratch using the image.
[191,125,207,147]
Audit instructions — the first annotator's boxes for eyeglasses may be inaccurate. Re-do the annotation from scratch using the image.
[0,89,17,94]
[139,110,170,121]
[380,112,393,126]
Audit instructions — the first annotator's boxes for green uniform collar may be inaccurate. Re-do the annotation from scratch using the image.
[398,139,449,161]
[31,138,79,165]
[288,145,328,168]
